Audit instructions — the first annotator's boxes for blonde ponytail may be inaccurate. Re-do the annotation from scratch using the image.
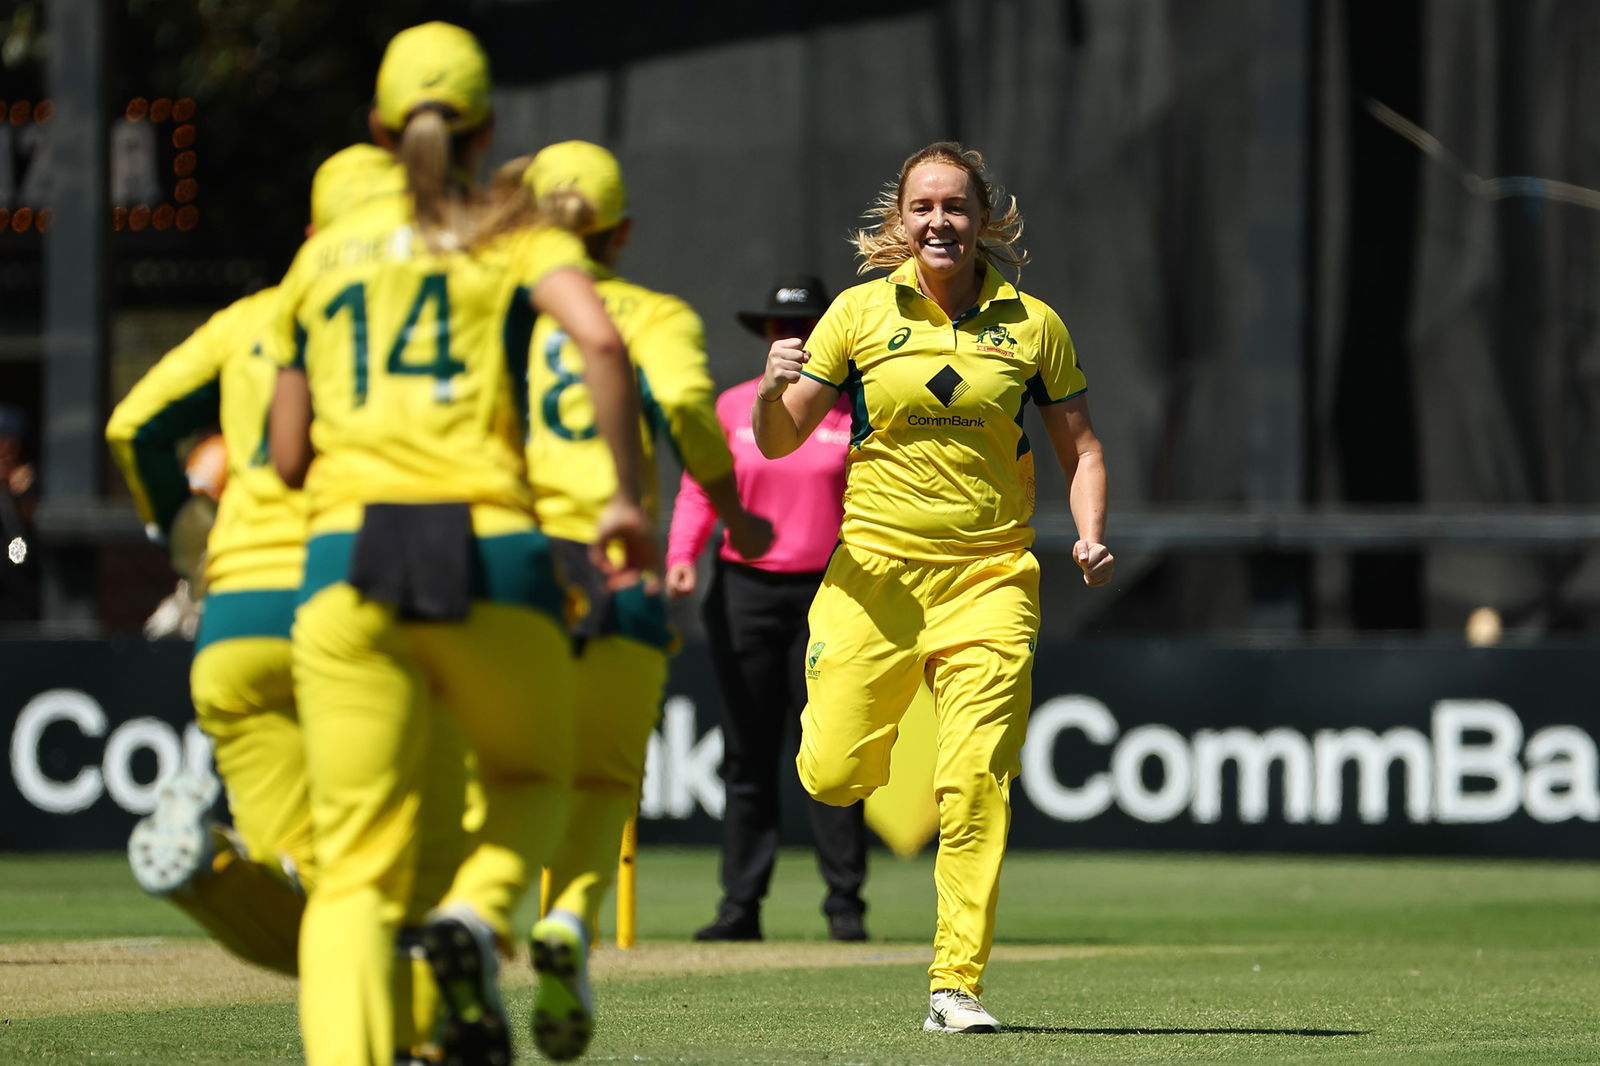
[488,154,599,239]
[469,155,607,252]
[537,188,597,236]
[398,108,465,252]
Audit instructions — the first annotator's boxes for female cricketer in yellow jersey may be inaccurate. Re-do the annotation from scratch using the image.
[267,24,651,1066]
[752,142,1115,1035]
[104,143,415,981]
[111,144,483,1064]
[515,139,773,1061]
[106,284,310,976]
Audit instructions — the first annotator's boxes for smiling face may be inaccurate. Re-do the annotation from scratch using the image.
[899,161,989,287]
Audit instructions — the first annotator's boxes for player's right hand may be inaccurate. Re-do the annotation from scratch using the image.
[664,562,697,598]
[757,337,809,402]
[594,495,660,590]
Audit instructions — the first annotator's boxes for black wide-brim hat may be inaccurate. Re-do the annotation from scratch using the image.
[737,274,833,335]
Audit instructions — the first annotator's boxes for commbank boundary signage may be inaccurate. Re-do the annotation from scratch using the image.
[3,639,1595,858]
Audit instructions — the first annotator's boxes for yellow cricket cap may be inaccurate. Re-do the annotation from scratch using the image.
[525,140,628,234]
[309,144,404,230]
[374,22,491,133]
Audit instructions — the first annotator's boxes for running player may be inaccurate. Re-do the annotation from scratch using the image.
[266,24,650,1066]
[514,139,772,1061]
[105,142,407,980]
[751,141,1114,1034]
[666,276,871,945]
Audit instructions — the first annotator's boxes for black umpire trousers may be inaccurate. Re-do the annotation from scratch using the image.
[702,557,868,918]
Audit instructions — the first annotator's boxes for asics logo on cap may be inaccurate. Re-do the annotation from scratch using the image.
[775,287,811,305]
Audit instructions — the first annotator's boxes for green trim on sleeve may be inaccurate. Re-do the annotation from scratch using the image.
[131,380,222,534]
[290,321,308,371]
[637,366,679,465]
[1027,370,1085,407]
[798,368,842,390]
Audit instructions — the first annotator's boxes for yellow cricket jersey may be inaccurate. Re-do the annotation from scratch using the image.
[269,196,587,536]
[106,286,308,592]
[525,266,732,542]
[800,257,1087,562]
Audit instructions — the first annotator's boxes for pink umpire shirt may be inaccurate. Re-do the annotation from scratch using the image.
[666,376,852,575]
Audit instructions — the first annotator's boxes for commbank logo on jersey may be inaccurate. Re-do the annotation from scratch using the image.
[925,365,970,408]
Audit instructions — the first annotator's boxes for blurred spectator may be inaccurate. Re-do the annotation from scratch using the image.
[0,403,39,621]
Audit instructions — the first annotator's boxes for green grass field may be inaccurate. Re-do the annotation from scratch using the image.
[3,847,1599,1064]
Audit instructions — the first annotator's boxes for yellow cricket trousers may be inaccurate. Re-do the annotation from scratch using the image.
[294,529,575,1066]
[184,589,310,975]
[798,543,1039,996]
[544,579,672,931]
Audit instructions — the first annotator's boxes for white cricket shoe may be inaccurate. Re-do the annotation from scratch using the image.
[529,908,594,1061]
[923,988,1001,1033]
[127,768,223,896]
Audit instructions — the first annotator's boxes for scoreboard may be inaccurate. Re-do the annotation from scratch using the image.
[0,95,200,237]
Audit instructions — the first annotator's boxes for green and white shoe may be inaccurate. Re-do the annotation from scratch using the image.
[529,909,594,1061]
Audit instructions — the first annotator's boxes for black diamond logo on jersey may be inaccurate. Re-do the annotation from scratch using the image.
[925,365,970,408]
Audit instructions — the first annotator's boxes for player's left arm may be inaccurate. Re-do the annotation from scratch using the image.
[1032,303,1112,587]
[1040,396,1113,587]
[529,265,656,580]
[635,299,732,484]
[638,302,773,559]
[105,310,229,537]
[264,248,317,490]
[269,366,313,490]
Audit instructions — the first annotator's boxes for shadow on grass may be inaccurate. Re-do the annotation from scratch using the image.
[1006,1026,1370,1037]
[990,937,1126,945]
